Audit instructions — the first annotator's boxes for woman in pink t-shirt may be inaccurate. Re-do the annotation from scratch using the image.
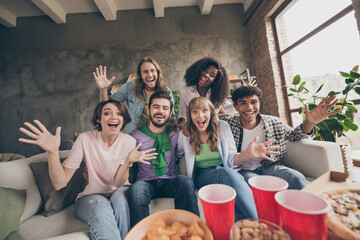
[19,100,156,240]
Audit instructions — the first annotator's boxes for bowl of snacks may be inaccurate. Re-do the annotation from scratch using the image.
[125,209,213,240]
[230,219,291,240]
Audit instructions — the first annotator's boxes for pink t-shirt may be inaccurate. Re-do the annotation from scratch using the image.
[62,130,136,199]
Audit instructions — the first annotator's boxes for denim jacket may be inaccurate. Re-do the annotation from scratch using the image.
[110,81,175,133]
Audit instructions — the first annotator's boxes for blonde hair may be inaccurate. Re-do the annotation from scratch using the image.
[186,97,218,155]
[134,56,167,100]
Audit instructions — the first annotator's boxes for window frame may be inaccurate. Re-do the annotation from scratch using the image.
[271,0,358,127]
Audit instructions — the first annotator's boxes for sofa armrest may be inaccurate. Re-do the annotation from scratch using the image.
[283,139,344,179]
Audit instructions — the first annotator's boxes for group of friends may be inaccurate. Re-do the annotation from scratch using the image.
[18,56,341,240]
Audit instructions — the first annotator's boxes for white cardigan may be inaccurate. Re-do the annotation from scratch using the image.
[177,120,238,178]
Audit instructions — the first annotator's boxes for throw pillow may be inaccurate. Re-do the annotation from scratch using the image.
[29,159,86,216]
[0,187,26,240]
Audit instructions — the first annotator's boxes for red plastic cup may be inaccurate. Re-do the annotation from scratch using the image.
[248,175,288,225]
[275,190,331,240]
[198,184,236,240]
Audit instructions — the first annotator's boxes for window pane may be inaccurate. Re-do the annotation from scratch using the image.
[275,0,352,51]
[281,12,360,109]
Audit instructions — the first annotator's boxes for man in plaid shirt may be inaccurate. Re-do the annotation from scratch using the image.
[223,85,341,189]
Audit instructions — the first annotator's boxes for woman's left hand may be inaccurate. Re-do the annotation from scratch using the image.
[126,143,157,165]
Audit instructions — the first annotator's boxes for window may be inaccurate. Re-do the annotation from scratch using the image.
[273,0,360,148]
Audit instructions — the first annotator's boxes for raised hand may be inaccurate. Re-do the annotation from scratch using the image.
[240,78,257,87]
[126,143,158,165]
[19,120,61,154]
[93,65,115,90]
[305,95,342,125]
[244,137,280,162]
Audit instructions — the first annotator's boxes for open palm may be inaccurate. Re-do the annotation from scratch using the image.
[93,65,115,89]
[19,120,61,154]
[305,95,342,125]
[127,143,157,165]
[245,137,280,161]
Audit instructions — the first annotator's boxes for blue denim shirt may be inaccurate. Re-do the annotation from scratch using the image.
[110,81,175,133]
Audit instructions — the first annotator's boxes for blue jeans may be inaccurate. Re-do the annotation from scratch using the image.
[127,175,199,227]
[194,166,258,222]
[239,163,309,189]
[75,187,130,240]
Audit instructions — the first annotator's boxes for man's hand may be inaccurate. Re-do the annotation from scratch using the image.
[93,65,115,90]
[305,95,342,125]
[19,120,61,154]
[244,137,280,162]
[125,143,157,165]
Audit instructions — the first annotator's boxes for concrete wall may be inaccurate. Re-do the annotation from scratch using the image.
[0,5,255,157]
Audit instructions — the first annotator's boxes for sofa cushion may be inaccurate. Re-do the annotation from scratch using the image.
[0,151,71,223]
[0,187,26,240]
[29,160,86,216]
[19,204,88,240]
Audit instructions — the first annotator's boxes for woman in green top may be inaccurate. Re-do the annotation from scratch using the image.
[178,97,280,221]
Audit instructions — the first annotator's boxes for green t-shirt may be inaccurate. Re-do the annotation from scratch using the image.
[195,144,222,168]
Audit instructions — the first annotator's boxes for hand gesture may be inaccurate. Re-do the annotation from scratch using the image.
[244,137,280,162]
[126,143,158,165]
[240,78,257,87]
[305,95,342,125]
[19,120,61,154]
[93,65,115,90]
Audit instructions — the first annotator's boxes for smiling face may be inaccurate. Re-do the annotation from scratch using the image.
[140,61,158,91]
[190,103,211,133]
[198,65,218,89]
[97,103,124,135]
[234,95,260,129]
[148,98,172,128]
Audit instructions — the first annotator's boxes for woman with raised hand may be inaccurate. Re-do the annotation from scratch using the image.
[178,97,280,221]
[19,99,157,240]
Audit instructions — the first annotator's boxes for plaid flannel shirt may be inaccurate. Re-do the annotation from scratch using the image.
[222,114,313,163]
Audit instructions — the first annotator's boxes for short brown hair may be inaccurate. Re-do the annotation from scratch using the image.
[91,100,131,131]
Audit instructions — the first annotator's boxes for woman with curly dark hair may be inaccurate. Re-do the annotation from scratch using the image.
[178,57,237,120]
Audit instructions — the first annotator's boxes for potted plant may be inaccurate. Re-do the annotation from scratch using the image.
[287,65,360,143]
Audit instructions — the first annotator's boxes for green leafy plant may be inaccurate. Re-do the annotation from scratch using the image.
[288,65,360,142]
[172,90,180,115]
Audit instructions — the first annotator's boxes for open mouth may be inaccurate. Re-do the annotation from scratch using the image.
[146,78,155,83]
[107,123,119,129]
[243,112,255,117]
[154,114,165,120]
[199,76,207,85]
[197,120,206,128]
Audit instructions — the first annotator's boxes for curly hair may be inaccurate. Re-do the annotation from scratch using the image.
[231,85,263,104]
[134,56,167,100]
[184,57,230,108]
[91,100,131,131]
[186,97,219,155]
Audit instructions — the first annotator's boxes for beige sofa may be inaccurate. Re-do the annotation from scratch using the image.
[0,139,344,240]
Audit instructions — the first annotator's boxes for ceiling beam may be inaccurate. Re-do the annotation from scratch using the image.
[199,0,214,15]
[32,0,66,24]
[94,0,117,21]
[243,0,254,12]
[0,4,17,27]
[153,0,164,18]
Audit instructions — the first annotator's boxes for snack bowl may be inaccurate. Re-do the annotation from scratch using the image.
[125,209,213,240]
[230,219,291,240]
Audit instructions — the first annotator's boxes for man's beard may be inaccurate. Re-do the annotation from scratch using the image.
[149,113,170,128]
